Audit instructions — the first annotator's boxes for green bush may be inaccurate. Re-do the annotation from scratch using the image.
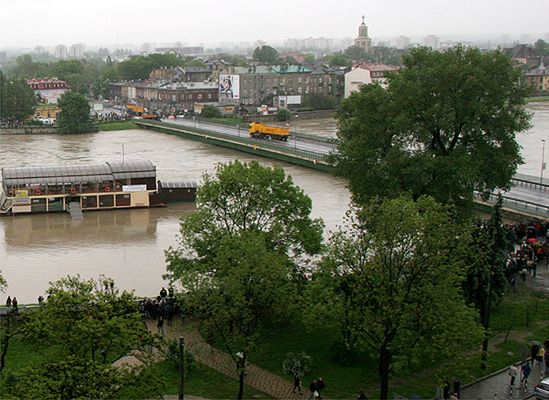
[201,105,222,118]
[276,109,290,121]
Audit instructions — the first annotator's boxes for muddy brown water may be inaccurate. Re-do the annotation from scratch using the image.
[1,103,547,303]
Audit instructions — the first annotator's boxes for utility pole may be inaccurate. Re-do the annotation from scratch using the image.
[179,336,185,400]
[541,139,546,184]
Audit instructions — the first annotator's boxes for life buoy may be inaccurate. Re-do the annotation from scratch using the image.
[34,189,42,195]
[104,186,111,192]
[69,187,76,194]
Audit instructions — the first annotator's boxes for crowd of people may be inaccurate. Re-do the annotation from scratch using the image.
[138,286,180,336]
[503,220,548,285]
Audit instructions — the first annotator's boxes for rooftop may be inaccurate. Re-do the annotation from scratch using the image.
[2,160,156,187]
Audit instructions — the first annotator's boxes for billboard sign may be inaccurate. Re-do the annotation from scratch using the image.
[219,75,240,100]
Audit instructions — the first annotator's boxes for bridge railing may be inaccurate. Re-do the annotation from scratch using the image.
[139,120,330,162]
[475,192,549,218]
[510,178,548,192]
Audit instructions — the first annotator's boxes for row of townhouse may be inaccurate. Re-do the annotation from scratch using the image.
[107,62,401,110]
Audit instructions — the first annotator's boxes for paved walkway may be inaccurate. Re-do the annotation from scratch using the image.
[462,361,545,399]
[145,318,305,400]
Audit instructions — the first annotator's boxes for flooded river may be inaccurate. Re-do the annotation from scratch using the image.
[1,103,548,303]
[0,130,350,303]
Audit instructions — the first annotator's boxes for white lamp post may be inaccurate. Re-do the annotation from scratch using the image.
[541,139,546,184]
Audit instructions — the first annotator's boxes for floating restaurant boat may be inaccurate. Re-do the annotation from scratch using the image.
[0,160,196,216]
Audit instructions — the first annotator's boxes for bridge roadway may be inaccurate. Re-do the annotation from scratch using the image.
[151,119,548,218]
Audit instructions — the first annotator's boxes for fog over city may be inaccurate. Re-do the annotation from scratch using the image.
[1,0,548,49]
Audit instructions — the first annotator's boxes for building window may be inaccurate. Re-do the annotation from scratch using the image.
[197,94,202,100]
[116,194,131,207]
[208,93,212,99]
[82,196,98,209]
[99,194,114,208]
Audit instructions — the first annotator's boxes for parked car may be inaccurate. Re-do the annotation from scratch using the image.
[535,377,549,400]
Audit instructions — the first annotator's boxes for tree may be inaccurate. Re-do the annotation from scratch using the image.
[56,91,94,133]
[324,52,352,67]
[252,45,279,64]
[164,160,323,398]
[463,195,509,369]
[14,275,162,398]
[200,105,222,118]
[0,72,38,124]
[316,196,483,399]
[534,39,549,56]
[117,53,185,81]
[276,109,290,121]
[344,45,371,62]
[333,45,532,207]
[283,352,312,382]
[164,160,324,279]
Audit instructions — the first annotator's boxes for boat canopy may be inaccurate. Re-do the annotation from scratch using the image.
[1,160,156,188]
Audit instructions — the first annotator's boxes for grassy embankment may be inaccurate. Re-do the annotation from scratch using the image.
[243,284,549,399]
[0,335,269,399]
[97,120,139,131]
[1,284,546,398]
[527,95,549,102]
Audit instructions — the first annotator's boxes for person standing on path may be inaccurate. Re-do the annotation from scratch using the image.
[452,379,461,399]
[157,316,164,335]
[5,296,11,308]
[292,375,302,395]
[521,362,531,389]
[442,378,450,400]
[508,364,518,388]
[11,297,18,312]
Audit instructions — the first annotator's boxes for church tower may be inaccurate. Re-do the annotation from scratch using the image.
[354,15,372,53]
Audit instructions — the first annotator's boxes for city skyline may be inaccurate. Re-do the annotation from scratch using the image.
[0,0,548,49]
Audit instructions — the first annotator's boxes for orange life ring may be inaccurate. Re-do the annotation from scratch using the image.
[104,186,111,192]
[69,187,76,194]
[34,189,42,195]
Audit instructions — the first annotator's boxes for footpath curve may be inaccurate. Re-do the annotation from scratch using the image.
[145,318,307,400]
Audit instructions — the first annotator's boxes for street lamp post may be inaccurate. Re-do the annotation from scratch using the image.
[541,139,546,184]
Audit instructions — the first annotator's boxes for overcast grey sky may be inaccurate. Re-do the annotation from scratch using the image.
[1,0,548,48]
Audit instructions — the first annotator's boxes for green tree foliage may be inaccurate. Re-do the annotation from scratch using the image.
[252,45,279,64]
[8,275,163,399]
[333,45,531,207]
[303,93,338,110]
[200,105,222,118]
[463,195,509,368]
[276,109,290,121]
[165,160,323,280]
[56,91,94,133]
[164,160,323,398]
[344,45,370,61]
[5,357,164,400]
[324,52,352,67]
[117,53,185,81]
[0,72,38,124]
[11,54,49,78]
[315,196,483,399]
[282,352,312,380]
[534,39,549,56]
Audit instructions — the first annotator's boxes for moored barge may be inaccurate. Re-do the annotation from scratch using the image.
[0,160,196,216]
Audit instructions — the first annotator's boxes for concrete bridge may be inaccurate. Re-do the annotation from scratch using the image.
[136,119,548,219]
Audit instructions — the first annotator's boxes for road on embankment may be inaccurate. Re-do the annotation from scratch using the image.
[162,118,335,157]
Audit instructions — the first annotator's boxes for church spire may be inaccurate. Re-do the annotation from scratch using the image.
[361,14,365,25]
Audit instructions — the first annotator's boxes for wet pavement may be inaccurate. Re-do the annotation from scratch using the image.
[461,259,549,400]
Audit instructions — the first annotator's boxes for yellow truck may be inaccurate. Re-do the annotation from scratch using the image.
[248,122,289,141]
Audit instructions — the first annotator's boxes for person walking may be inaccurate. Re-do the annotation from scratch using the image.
[157,316,164,335]
[452,379,461,399]
[508,364,518,388]
[292,375,302,395]
[5,296,11,308]
[521,362,531,389]
[159,287,167,299]
[11,297,18,312]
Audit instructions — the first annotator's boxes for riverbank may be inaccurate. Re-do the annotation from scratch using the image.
[527,95,549,102]
[97,120,139,131]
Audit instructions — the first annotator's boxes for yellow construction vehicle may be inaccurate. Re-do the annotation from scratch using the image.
[248,122,289,141]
